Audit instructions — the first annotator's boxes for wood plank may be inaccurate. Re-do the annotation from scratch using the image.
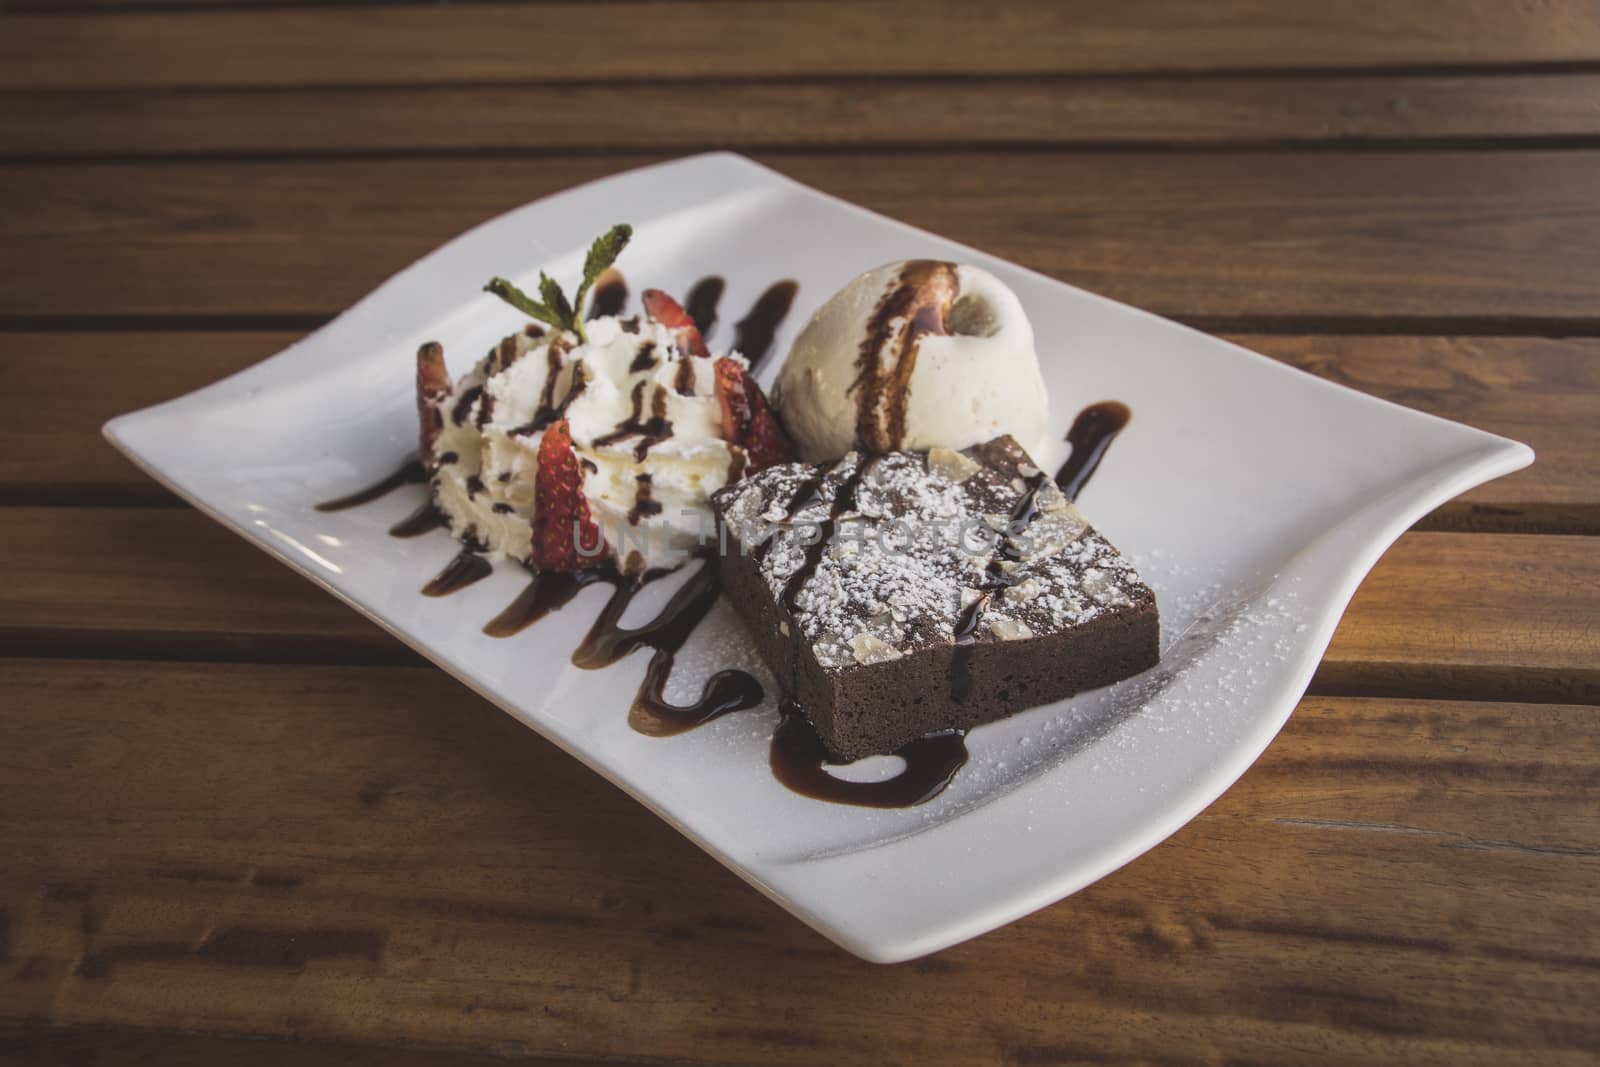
[9,331,1595,528]
[1235,335,1600,533]
[0,1027,586,1067]
[1,507,1595,702]
[0,507,404,664]
[3,331,292,506]
[6,1,1600,91]
[1,659,1595,1064]
[17,0,473,6]
[9,73,1600,162]
[4,151,1600,328]
[1322,533,1600,701]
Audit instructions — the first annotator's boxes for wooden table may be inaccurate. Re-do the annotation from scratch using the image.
[3,3,1598,1064]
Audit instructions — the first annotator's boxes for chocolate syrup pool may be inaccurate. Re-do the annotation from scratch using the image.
[313,279,1130,810]
[771,703,968,808]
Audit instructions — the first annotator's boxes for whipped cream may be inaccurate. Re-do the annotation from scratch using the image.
[428,316,745,573]
[774,261,1050,462]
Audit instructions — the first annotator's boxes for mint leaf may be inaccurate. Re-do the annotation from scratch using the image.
[483,224,632,342]
[538,272,576,334]
[573,223,633,326]
[484,277,562,328]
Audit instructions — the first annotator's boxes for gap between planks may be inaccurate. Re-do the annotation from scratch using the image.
[12,140,1600,169]
[6,69,1600,161]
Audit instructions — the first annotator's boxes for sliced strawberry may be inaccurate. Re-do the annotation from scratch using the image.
[742,399,796,472]
[714,357,795,473]
[533,418,605,570]
[713,357,746,440]
[641,288,710,357]
[416,341,452,465]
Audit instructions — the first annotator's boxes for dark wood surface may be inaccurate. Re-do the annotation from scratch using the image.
[7,152,1600,329]
[2,2,1597,1064]
[11,1,1600,87]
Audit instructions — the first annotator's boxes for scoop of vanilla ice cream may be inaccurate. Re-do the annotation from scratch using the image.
[774,261,1049,462]
[430,317,741,573]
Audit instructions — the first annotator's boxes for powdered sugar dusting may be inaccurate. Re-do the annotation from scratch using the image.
[714,437,1154,671]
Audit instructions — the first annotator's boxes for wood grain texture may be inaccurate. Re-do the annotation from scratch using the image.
[1237,334,1600,533]
[9,332,1595,528]
[3,331,288,506]
[7,1,1600,90]
[0,507,403,664]
[1,659,1595,1064]
[16,0,453,6]
[0,0,1594,1062]
[4,151,1600,328]
[9,72,1600,161]
[1322,533,1600,701]
[1,507,1595,702]
[0,1027,587,1067]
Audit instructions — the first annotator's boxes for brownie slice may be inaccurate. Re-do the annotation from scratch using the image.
[712,436,1158,760]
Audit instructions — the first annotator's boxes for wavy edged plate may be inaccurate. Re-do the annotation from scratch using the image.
[105,153,1532,962]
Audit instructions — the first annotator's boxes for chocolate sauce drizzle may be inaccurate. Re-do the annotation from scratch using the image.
[451,384,485,427]
[314,459,427,512]
[771,702,969,809]
[567,555,765,735]
[757,462,836,568]
[947,402,1131,705]
[389,500,446,537]
[849,261,956,453]
[593,380,674,461]
[483,557,766,730]
[627,341,657,374]
[627,472,662,525]
[483,566,615,638]
[778,459,870,613]
[685,275,725,337]
[421,549,493,597]
[673,356,697,397]
[587,269,628,320]
[1055,401,1131,501]
[679,276,798,373]
[733,281,800,373]
[950,470,1049,703]
[509,340,579,437]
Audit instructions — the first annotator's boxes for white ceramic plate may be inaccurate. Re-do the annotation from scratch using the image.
[105,153,1532,963]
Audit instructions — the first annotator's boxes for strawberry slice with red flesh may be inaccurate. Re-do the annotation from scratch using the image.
[415,341,452,465]
[533,418,605,570]
[714,357,795,472]
[641,288,710,357]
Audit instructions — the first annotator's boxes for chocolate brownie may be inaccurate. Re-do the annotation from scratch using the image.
[712,436,1159,760]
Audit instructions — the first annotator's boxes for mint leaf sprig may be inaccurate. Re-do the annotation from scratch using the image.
[484,223,632,343]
